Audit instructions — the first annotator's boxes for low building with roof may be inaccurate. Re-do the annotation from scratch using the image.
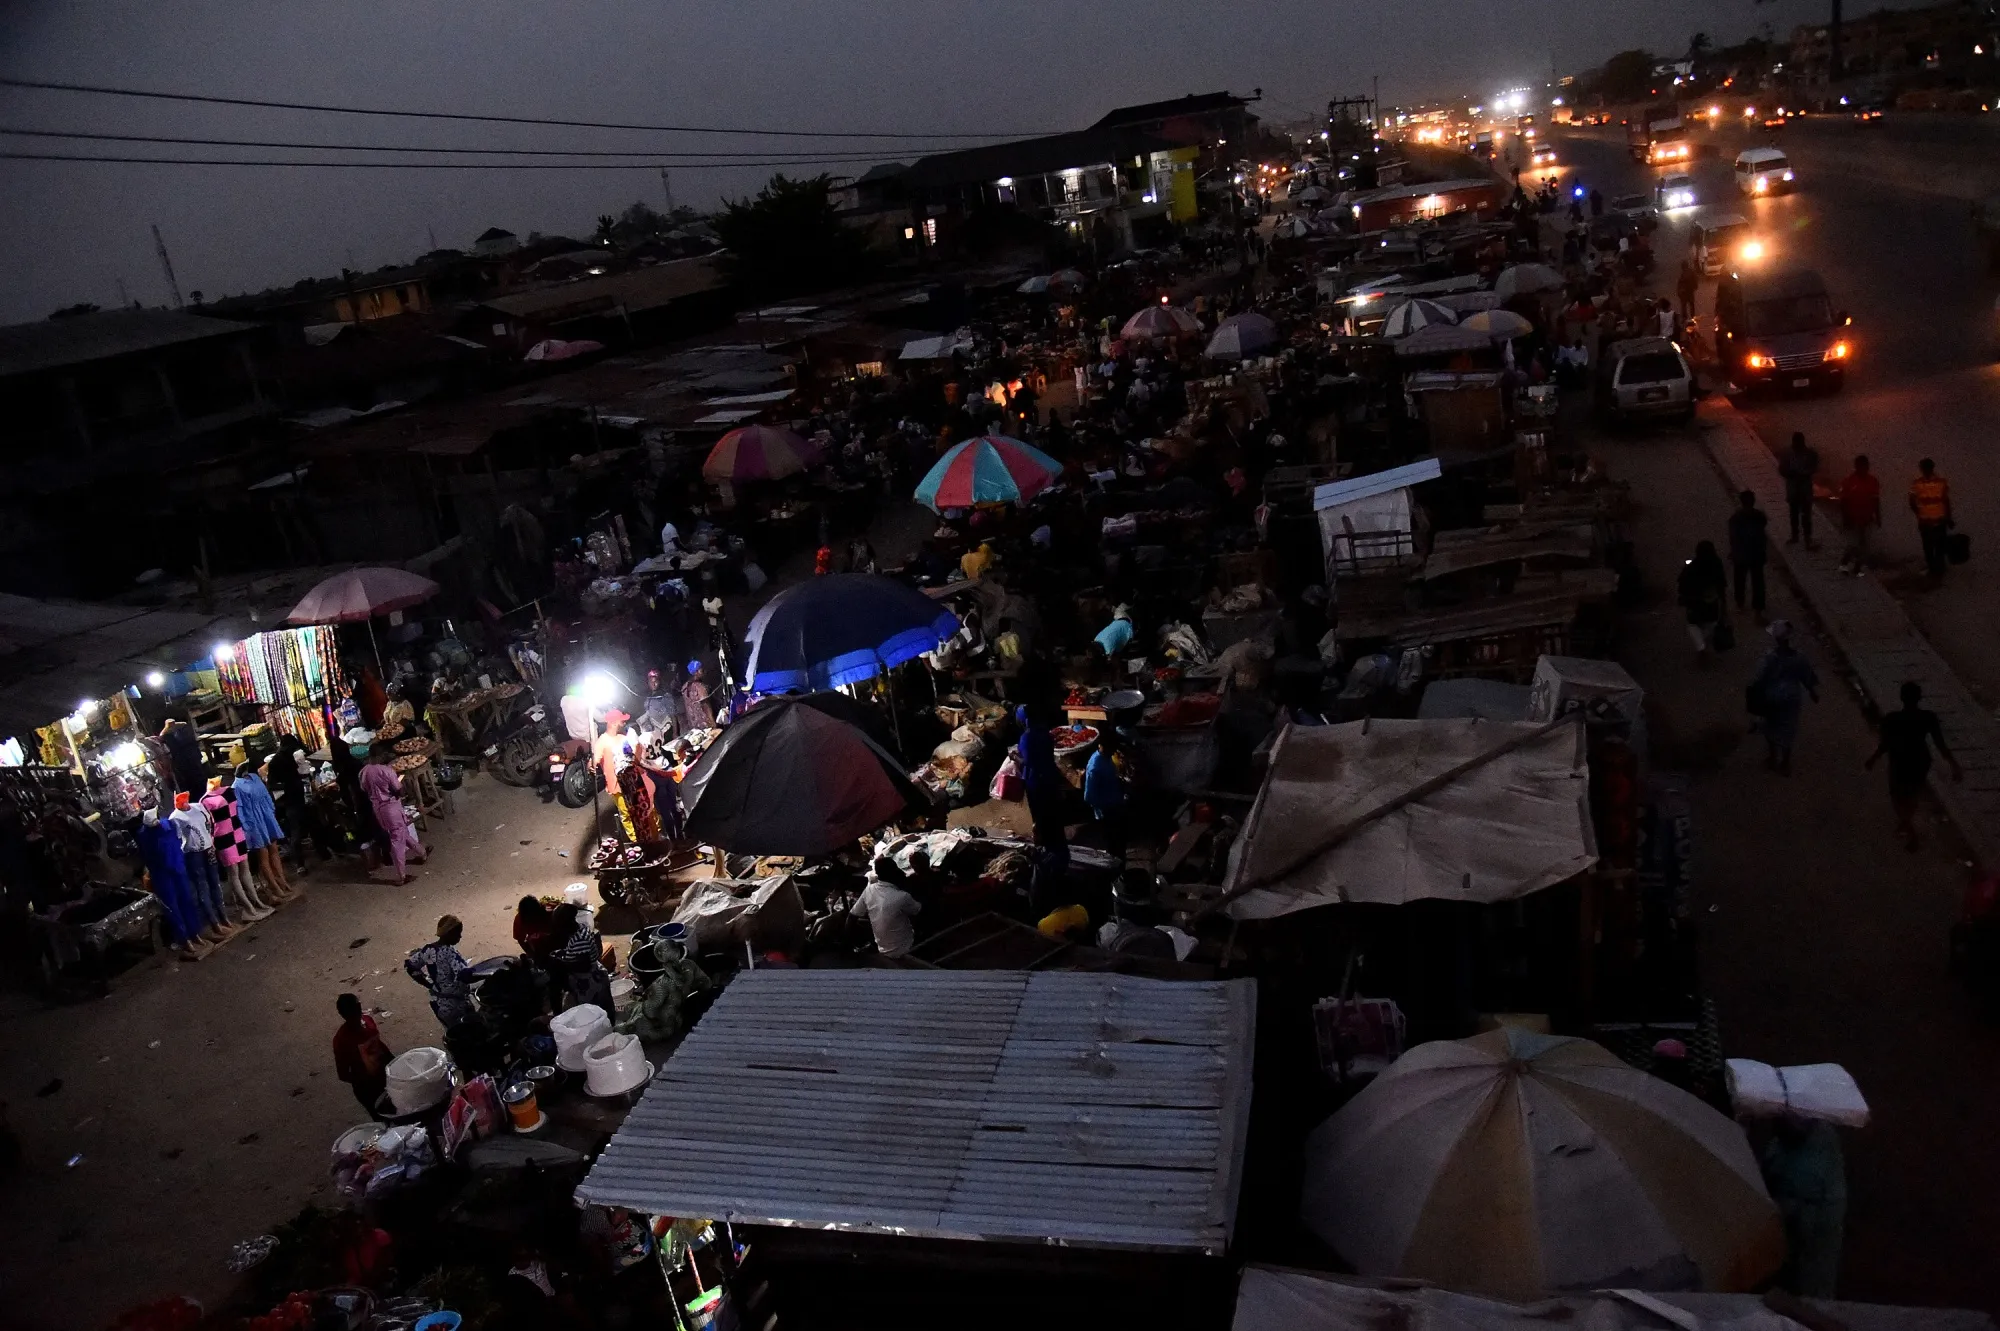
[575,967,1256,1330]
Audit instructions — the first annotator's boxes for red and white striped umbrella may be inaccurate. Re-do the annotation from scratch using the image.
[286,568,440,624]
[1121,304,1201,341]
[703,425,822,483]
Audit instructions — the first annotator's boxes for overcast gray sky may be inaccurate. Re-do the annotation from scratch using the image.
[1,0,1862,322]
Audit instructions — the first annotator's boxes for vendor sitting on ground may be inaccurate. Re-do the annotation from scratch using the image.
[851,856,923,960]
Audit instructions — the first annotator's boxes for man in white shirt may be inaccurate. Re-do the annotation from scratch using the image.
[849,859,922,959]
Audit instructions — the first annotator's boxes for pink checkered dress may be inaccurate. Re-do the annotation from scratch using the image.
[200,789,248,867]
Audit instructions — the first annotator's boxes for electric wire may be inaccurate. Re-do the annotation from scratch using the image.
[0,76,1051,141]
[0,126,908,162]
[0,150,901,170]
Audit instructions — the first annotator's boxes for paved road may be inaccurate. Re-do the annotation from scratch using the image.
[1554,117,2000,705]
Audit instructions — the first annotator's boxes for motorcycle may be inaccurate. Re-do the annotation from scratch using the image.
[483,693,560,787]
[549,739,603,808]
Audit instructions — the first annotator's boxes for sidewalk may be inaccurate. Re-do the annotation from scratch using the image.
[1697,401,2000,869]
[1588,421,2000,1311]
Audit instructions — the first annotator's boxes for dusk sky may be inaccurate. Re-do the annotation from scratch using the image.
[1,0,1876,322]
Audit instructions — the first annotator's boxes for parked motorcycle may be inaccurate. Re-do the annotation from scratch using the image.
[549,739,603,808]
[484,693,559,787]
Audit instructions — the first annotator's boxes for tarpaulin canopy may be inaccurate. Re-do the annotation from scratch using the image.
[740,573,960,693]
[702,424,820,483]
[678,698,922,855]
[1221,717,1595,919]
[286,567,440,624]
[1299,1029,1784,1298]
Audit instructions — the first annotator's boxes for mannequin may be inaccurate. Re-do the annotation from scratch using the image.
[231,761,297,904]
[202,777,275,921]
[168,791,238,939]
[138,806,207,958]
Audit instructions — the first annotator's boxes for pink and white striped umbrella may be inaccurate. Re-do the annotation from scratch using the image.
[287,568,440,624]
[703,425,821,483]
[1121,304,1202,341]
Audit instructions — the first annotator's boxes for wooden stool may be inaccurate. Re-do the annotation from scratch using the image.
[405,760,449,824]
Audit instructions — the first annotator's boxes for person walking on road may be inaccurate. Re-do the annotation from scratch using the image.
[1837,454,1881,576]
[1909,458,1954,582]
[1866,681,1963,850]
[1778,432,1819,547]
[1678,540,1729,659]
[1748,620,1818,775]
[1676,260,1699,326]
[1727,490,1770,615]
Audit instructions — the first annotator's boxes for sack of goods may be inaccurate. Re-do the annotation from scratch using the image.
[1724,1059,1870,1126]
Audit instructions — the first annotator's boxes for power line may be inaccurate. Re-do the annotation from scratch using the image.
[0,125,906,161]
[0,150,902,170]
[0,76,1051,141]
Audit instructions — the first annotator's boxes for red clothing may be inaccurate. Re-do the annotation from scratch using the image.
[515,913,553,960]
[1839,471,1882,528]
[332,1016,390,1091]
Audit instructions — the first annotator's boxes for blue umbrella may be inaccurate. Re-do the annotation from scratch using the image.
[741,574,960,693]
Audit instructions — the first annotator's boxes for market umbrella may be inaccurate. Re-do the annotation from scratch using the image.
[523,338,604,362]
[1120,304,1202,341]
[912,434,1062,511]
[702,424,821,483]
[1049,268,1088,291]
[287,567,441,675]
[678,698,922,856]
[1494,263,1565,300]
[1295,185,1329,203]
[1460,309,1536,339]
[1393,323,1495,358]
[1301,1028,1783,1299]
[740,573,960,694]
[1204,312,1282,360]
[1380,298,1458,339]
[1271,216,1315,240]
[1016,275,1053,294]
[288,568,439,624]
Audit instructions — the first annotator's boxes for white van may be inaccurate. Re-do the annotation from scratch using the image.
[1735,147,1795,196]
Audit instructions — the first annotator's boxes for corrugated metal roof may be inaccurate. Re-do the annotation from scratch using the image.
[1313,458,1442,511]
[575,969,1256,1254]
[0,309,257,379]
[0,593,246,741]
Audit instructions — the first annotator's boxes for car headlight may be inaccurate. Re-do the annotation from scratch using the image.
[1783,170,1794,181]
[1826,342,1850,361]
[1754,177,1769,192]
[1740,240,1765,261]
[1746,353,1772,369]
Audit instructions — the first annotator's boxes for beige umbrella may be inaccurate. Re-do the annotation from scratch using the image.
[1460,309,1535,339]
[1301,1028,1783,1299]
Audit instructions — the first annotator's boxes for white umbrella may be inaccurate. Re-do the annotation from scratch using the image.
[1301,1028,1784,1299]
[1393,323,1495,357]
[1271,217,1314,240]
[1204,312,1282,360]
[1016,275,1052,294]
[1379,298,1457,339]
[1460,309,1535,339]
[1494,263,1564,300]
[1295,185,1329,203]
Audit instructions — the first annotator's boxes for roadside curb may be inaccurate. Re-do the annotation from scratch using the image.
[1697,400,2000,868]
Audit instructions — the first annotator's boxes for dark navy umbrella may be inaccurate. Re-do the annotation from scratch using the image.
[679,698,922,855]
[740,574,959,694]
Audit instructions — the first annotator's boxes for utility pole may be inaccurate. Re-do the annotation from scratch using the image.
[659,167,675,216]
[150,224,184,309]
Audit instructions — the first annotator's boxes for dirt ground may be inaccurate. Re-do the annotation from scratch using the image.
[0,777,595,1330]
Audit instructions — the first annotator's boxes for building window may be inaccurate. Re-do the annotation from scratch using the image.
[923,217,938,245]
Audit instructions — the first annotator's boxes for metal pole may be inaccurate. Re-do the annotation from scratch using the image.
[367,618,384,678]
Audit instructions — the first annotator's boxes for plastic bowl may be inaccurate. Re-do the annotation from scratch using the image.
[413,1314,462,1331]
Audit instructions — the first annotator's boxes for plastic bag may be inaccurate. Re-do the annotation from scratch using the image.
[989,754,1024,802]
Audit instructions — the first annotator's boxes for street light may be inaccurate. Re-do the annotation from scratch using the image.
[581,672,619,709]
[145,671,166,689]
